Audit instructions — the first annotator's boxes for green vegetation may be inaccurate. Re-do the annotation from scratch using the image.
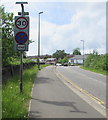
[73,48,81,55]
[80,66,108,76]
[2,64,48,118]
[1,6,28,67]
[81,53,108,76]
[9,58,34,65]
[53,50,67,60]
[59,57,68,64]
[2,6,20,66]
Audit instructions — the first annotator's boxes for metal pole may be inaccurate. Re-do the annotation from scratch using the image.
[20,51,23,93]
[81,40,84,66]
[38,12,43,70]
[83,40,84,66]
[20,4,24,93]
[38,13,40,70]
[21,4,24,16]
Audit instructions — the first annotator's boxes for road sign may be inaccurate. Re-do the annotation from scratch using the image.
[17,44,26,51]
[15,32,28,44]
[15,17,28,30]
[14,16,29,51]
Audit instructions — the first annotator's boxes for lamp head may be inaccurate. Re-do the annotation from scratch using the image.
[39,12,43,14]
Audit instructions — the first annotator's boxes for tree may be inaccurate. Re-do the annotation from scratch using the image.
[1,6,20,66]
[53,50,67,60]
[59,57,68,64]
[73,48,81,55]
[93,49,98,55]
[84,53,108,70]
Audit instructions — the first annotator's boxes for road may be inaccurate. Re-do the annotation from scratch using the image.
[29,65,106,118]
[56,66,106,104]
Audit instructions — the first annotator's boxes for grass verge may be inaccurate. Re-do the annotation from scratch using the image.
[80,66,108,76]
[2,64,49,119]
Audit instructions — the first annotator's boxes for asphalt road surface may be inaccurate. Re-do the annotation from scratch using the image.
[56,66,106,104]
[29,65,106,118]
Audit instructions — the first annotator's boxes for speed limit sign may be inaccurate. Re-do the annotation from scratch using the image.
[15,17,28,30]
[15,16,29,30]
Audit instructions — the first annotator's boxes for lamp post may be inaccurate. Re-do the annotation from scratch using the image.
[81,40,84,66]
[38,12,43,70]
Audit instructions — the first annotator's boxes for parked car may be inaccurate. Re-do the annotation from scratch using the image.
[56,63,62,66]
[63,63,68,66]
[70,63,75,66]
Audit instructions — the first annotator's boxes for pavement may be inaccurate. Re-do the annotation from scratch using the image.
[28,65,105,118]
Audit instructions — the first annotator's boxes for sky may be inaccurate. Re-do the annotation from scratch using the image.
[1,0,107,56]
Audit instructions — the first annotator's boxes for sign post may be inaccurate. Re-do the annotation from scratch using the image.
[14,2,29,93]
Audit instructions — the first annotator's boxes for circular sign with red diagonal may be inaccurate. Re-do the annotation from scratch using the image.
[15,32,28,44]
[15,17,28,30]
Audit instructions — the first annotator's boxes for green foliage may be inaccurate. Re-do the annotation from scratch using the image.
[84,53,108,71]
[1,6,27,66]
[1,6,20,66]
[73,48,81,55]
[2,65,48,118]
[44,55,50,60]
[59,57,68,64]
[53,50,67,60]
[9,58,34,65]
[2,66,37,118]
[80,66,108,76]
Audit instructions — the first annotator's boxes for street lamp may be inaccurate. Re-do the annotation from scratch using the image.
[38,11,43,70]
[81,40,84,66]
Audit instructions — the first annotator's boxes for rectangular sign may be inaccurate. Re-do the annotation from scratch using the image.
[14,16,29,51]
[17,44,26,51]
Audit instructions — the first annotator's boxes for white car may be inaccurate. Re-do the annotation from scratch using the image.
[56,63,62,66]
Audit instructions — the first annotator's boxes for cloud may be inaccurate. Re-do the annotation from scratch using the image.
[1,0,107,4]
[1,1,106,55]
[35,2,106,55]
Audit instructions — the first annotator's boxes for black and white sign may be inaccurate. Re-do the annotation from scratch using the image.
[17,44,26,51]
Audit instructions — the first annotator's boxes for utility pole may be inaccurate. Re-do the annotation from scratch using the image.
[38,12,43,70]
[81,40,84,66]
[15,2,29,93]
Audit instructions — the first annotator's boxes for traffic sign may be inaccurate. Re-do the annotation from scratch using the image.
[15,17,28,30]
[15,32,28,44]
[17,44,26,51]
[14,16,29,51]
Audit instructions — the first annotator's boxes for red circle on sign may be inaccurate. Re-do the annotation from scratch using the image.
[15,17,28,30]
[15,32,28,44]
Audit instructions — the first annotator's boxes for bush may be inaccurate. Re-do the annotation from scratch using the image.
[84,53,108,71]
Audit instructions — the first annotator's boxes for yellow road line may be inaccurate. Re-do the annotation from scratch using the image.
[56,69,105,105]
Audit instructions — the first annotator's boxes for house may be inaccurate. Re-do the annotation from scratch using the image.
[39,59,45,64]
[68,55,88,65]
[45,58,57,65]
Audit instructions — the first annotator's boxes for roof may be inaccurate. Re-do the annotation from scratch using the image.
[46,58,56,61]
[69,55,88,60]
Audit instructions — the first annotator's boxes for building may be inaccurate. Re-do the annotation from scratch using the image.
[27,54,52,59]
[45,58,56,65]
[68,55,88,65]
[39,59,45,64]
